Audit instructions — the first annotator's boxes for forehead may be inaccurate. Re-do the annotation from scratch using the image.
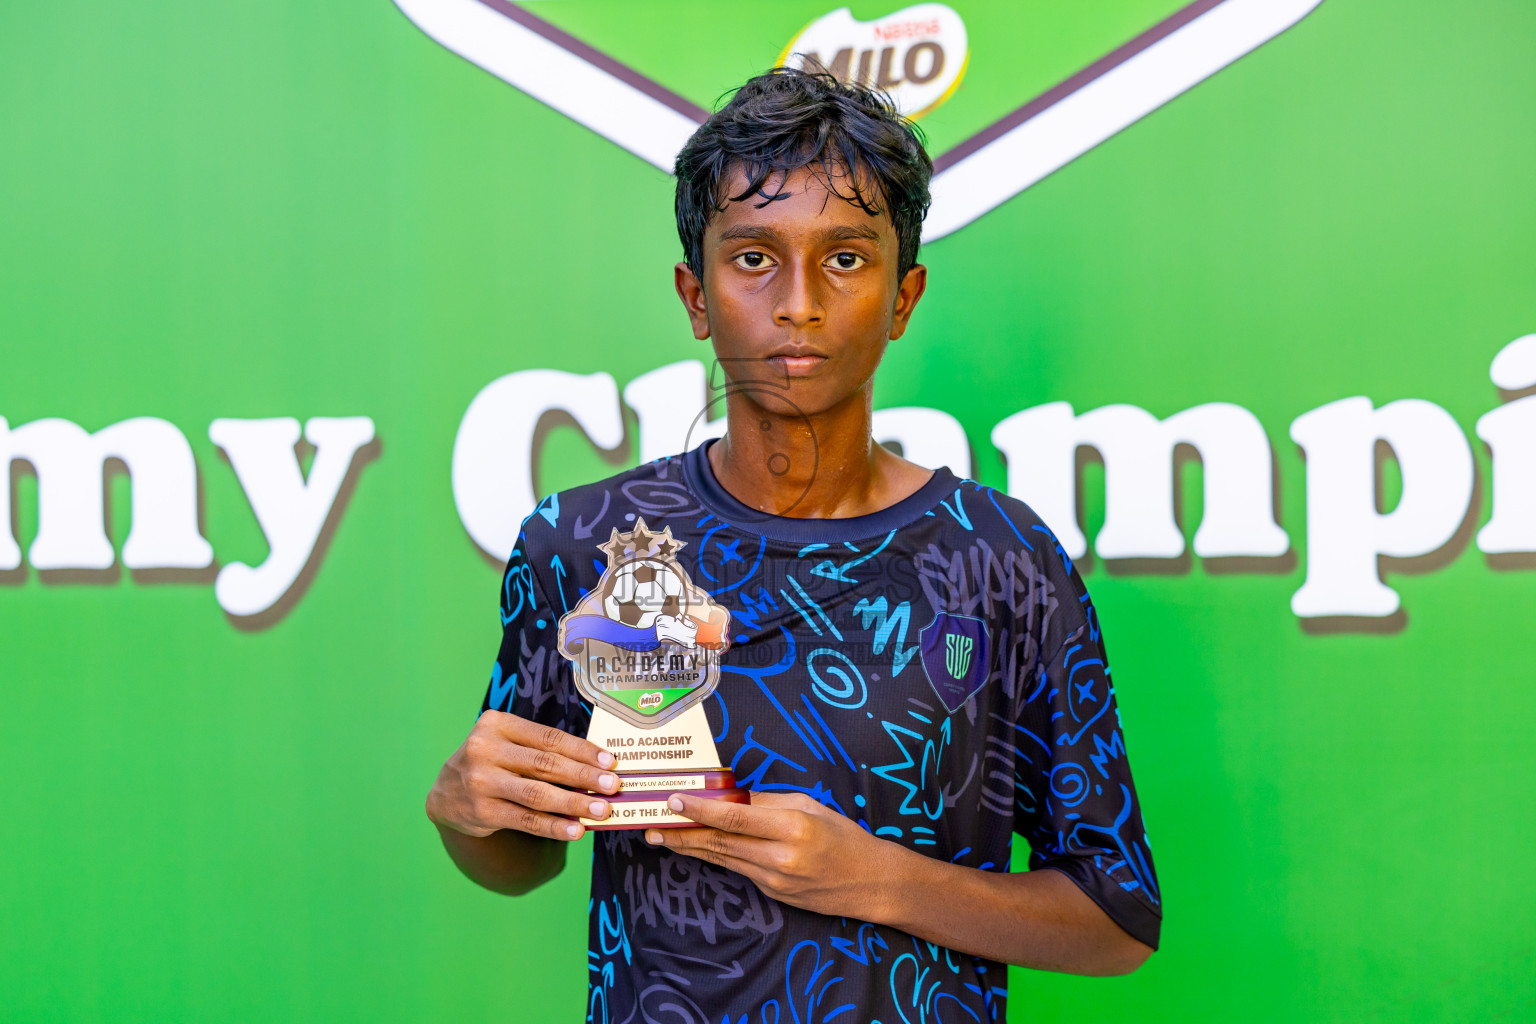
[706,163,895,244]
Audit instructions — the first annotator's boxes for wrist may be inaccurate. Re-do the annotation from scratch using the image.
[860,835,930,929]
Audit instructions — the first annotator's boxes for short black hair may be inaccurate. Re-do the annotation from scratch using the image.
[674,67,933,283]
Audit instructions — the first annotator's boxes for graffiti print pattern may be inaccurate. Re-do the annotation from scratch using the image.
[482,440,1160,1022]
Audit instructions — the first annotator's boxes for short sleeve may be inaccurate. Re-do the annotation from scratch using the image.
[478,517,581,736]
[1013,545,1163,950]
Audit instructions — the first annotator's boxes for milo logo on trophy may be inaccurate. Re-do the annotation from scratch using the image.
[556,517,749,830]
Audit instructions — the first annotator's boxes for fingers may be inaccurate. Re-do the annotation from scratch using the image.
[487,710,616,769]
[480,769,613,824]
[664,791,802,840]
[500,744,621,795]
[438,713,623,841]
[455,713,624,840]
[474,712,620,794]
[491,803,589,842]
[643,826,763,877]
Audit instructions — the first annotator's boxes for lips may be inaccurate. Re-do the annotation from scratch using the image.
[768,354,826,377]
[766,349,827,378]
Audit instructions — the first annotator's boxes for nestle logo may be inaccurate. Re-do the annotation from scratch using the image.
[872,20,941,42]
[637,691,664,709]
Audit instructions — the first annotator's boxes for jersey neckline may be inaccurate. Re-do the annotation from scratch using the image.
[682,437,960,543]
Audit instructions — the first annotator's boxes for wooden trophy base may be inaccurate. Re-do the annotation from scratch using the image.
[580,767,749,830]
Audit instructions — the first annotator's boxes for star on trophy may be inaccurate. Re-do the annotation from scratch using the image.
[556,517,748,829]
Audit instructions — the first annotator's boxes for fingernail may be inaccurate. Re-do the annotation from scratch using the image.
[588,800,608,819]
[598,773,619,792]
[667,795,684,812]
[597,751,615,769]
[644,830,661,844]
[565,823,583,839]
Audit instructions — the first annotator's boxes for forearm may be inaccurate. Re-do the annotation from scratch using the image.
[866,843,1152,975]
[434,821,567,896]
[650,791,1153,974]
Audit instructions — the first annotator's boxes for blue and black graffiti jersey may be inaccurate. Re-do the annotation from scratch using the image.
[481,438,1160,1024]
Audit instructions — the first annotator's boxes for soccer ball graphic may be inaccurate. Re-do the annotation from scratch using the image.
[601,558,688,628]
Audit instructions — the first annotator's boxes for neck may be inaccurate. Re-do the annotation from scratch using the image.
[708,385,926,519]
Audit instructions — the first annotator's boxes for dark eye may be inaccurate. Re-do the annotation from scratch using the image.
[734,251,773,270]
[830,252,866,270]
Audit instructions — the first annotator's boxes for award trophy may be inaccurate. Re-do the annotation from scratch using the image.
[556,517,748,830]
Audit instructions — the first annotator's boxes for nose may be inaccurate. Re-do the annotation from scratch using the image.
[772,257,825,328]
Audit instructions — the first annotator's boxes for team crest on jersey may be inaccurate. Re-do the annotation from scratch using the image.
[391,0,1326,241]
[556,517,732,728]
[919,612,991,713]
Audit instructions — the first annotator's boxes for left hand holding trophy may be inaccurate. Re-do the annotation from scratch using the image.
[555,517,748,830]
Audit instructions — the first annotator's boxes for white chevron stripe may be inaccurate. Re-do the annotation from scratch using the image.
[393,0,1326,238]
[923,0,1326,240]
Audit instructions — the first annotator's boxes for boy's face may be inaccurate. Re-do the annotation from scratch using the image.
[674,164,927,420]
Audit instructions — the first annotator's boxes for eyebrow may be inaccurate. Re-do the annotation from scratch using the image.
[715,223,883,244]
[825,224,883,243]
[716,224,784,244]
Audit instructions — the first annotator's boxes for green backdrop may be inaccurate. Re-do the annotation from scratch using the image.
[2,0,1533,1020]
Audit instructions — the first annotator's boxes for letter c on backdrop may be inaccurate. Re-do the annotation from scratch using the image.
[452,369,623,563]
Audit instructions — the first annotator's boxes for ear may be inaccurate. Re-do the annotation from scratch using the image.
[888,263,928,341]
[674,262,711,340]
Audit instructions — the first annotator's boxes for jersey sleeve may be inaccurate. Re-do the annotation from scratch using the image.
[478,515,578,735]
[1013,538,1163,950]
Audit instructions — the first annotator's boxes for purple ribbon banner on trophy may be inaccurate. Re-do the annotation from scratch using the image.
[560,613,700,654]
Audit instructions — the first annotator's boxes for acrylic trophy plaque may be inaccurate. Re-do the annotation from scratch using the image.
[556,517,747,830]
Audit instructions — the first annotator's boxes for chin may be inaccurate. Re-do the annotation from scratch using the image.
[751,384,854,423]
